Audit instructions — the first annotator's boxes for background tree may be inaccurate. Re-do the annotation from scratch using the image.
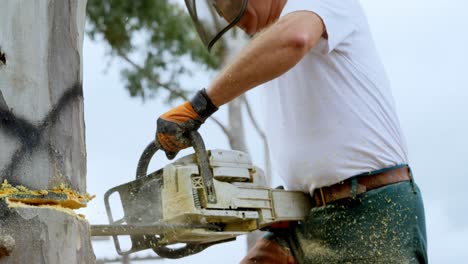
[86,0,270,254]
[0,1,94,263]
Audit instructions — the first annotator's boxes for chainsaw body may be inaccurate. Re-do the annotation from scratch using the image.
[95,132,311,258]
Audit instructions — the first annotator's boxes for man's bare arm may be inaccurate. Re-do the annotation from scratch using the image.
[207,11,325,107]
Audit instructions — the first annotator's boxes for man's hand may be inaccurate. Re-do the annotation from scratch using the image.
[156,89,218,159]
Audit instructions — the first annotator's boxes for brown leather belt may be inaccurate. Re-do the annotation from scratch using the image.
[313,166,411,207]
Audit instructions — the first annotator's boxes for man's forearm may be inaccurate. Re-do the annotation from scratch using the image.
[207,11,325,107]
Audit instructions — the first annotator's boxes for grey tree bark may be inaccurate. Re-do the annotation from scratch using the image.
[0,0,95,263]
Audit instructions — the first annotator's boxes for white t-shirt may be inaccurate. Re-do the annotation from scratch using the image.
[262,0,408,195]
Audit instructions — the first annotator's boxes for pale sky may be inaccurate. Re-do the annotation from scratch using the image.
[81,0,468,263]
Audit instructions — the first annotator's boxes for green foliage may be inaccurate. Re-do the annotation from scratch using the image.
[86,0,221,101]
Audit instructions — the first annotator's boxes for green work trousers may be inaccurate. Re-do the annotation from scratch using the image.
[267,181,427,264]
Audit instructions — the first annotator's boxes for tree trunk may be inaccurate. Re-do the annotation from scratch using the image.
[228,97,248,152]
[0,0,94,263]
[221,30,265,252]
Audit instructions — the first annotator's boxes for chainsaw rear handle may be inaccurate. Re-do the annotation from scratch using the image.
[136,131,217,203]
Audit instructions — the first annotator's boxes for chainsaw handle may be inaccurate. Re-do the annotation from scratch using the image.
[152,237,235,259]
[136,131,217,203]
[153,243,212,259]
[135,140,160,179]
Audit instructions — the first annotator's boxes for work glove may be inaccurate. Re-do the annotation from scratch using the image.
[156,89,218,159]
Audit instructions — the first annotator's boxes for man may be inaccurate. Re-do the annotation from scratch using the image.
[156,0,427,263]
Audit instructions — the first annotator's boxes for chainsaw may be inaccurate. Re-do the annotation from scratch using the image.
[91,132,312,259]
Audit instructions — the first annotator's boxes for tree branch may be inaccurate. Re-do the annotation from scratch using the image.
[117,52,230,135]
[242,95,272,185]
[241,95,266,140]
[117,52,189,100]
[210,113,231,136]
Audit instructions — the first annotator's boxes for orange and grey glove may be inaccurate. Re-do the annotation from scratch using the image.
[156,89,218,159]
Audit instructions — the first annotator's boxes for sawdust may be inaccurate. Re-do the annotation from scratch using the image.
[291,182,425,263]
[6,199,86,220]
[301,241,337,258]
[0,180,94,210]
